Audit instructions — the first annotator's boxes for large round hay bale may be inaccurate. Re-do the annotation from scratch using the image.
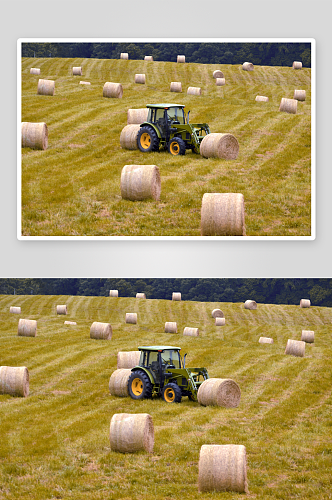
[244,300,257,310]
[125,313,137,324]
[293,89,306,101]
[301,330,314,343]
[177,55,185,63]
[292,61,302,69]
[285,339,305,357]
[64,321,77,325]
[135,74,146,84]
[300,299,310,308]
[200,193,245,236]
[109,369,132,396]
[72,66,82,76]
[10,307,21,314]
[216,78,225,86]
[30,68,40,75]
[136,293,146,299]
[121,165,161,201]
[18,319,37,337]
[197,378,241,408]
[187,86,201,96]
[183,327,199,337]
[200,133,239,160]
[79,81,90,85]
[103,82,123,98]
[165,322,177,333]
[172,292,181,301]
[255,95,269,102]
[37,79,55,96]
[144,55,153,61]
[90,322,112,340]
[215,317,226,326]
[120,53,129,60]
[213,70,224,79]
[170,82,182,93]
[259,337,273,344]
[110,413,154,453]
[198,444,248,493]
[56,305,67,315]
[110,290,118,297]
[117,351,141,369]
[242,62,254,71]
[212,309,224,318]
[21,122,48,150]
[120,124,140,150]
[127,108,149,125]
[0,366,29,398]
[279,98,297,114]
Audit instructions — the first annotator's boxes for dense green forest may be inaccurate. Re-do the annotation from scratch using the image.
[21,42,311,68]
[0,279,330,306]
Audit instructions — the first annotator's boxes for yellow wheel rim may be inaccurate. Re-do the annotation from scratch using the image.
[140,132,151,149]
[164,388,175,402]
[170,141,180,155]
[131,377,143,396]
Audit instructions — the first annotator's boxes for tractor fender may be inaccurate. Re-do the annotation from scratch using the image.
[140,122,162,139]
[131,366,155,384]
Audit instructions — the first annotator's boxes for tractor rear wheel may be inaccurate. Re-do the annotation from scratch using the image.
[137,126,159,152]
[168,137,186,156]
[128,371,153,400]
[162,383,182,403]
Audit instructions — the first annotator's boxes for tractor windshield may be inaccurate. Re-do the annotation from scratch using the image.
[161,349,181,368]
[166,107,185,124]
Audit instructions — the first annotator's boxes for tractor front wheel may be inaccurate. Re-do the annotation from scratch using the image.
[162,383,182,403]
[128,371,153,400]
[168,137,186,156]
[137,126,159,153]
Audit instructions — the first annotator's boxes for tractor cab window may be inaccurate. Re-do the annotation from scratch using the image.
[166,107,185,124]
[161,349,181,368]
[139,350,148,366]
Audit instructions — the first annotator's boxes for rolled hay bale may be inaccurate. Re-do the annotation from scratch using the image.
[170,81,182,93]
[135,74,146,84]
[244,300,257,310]
[90,322,112,340]
[127,108,149,125]
[177,55,185,63]
[37,78,55,96]
[255,95,269,102]
[197,378,241,408]
[21,122,48,150]
[300,299,311,308]
[56,305,67,315]
[0,366,29,398]
[110,290,118,297]
[110,413,154,453]
[285,339,305,357]
[119,124,140,150]
[293,61,302,69]
[64,321,77,325]
[117,351,141,369]
[301,330,314,343]
[198,444,248,493]
[215,317,226,326]
[72,66,82,76]
[259,337,274,344]
[120,53,129,60]
[121,165,161,201]
[213,70,224,79]
[200,133,239,160]
[125,313,137,324]
[30,68,40,75]
[144,55,153,61]
[216,78,226,86]
[187,86,202,96]
[103,82,123,98]
[165,322,177,333]
[279,98,297,114]
[10,307,21,314]
[294,89,306,101]
[183,327,199,337]
[79,81,91,85]
[109,369,132,396]
[200,193,245,236]
[212,309,224,318]
[172,292,181,301]
[136,293,146,299]
[18,319,37,337]
[242,62,254,71]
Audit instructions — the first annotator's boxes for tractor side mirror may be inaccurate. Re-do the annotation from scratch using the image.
[183,353,187,368]
[187,111,190,124]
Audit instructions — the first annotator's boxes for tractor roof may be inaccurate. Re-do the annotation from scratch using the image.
[146,103,185,109]
[138,346,181,351]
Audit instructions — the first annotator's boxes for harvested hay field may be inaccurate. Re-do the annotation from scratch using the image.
[0,293,331,499]
[21,57,312,236]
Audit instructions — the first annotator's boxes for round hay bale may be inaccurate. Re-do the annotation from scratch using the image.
[90,322,112,340]
[300,299,311,308]
[215,317,226,326]
[103,82,123,98]
[64,321,77,325]
[197,378,241,408]
[120,53,129,60]
[279,98,297,114]
[0,366,29,398]
[110,413,154,453]
[172,292,181,301]
[109,369,132,396]
[292,61,302,69]
[301,330,314,343]
[259,337,274,344]
[10,307,21,314]
[30,68,40,75]
[18,319,37,337]
[255,95,269,102]
[110,290,118,297]
[56,305,67,315]
[183,327,199,337]
[165,322,177,334]
[127,108,149,125]
[144,55,153,61]
[136,293,146,299]
[213,70,224,79]
[37,79,55,96]
[170,82,182,93]
[125,313,137,324]
[79,81,90,85]
[117,351,141,369]
[21,122,48,150]
[198,444,248,493]
[242,62,254,71]
[200,193,245,236]
[285,339,305,357]
[187,86,202,96]
[244,300,257,310]
[72,66,82,76]
[119,124,140,150]
[177,55,185,63]
[216,78,225,86]
[200,133,239,160]
[294,89,306,101]
[212,309,224,318]
[121,165,161,201]
[135,74,146,84]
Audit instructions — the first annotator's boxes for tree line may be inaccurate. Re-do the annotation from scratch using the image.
[21,42,311,68]
[0,279,330,307]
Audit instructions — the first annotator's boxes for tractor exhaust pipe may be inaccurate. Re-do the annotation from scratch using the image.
[183,353,187,368]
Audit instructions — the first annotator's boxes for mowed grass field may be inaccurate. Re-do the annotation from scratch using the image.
[1,294,331,499]
[21,57,312,237]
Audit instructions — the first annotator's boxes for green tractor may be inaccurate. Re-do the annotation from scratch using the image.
[137,104,210,156]
[127,345,209,403]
